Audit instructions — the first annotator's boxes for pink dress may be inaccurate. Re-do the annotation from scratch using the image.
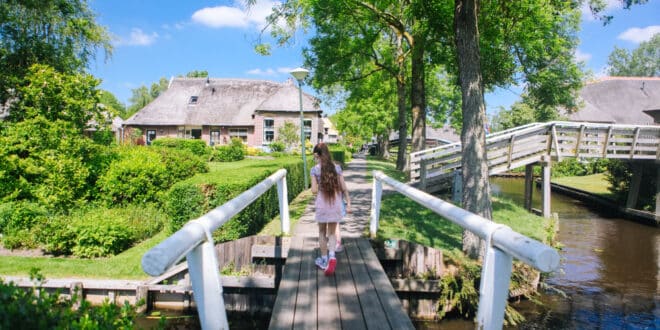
[311,164,343,223]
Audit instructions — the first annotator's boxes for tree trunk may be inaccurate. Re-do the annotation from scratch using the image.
[410,36,426,153]
[455,0,492,260]
[396,77,408,171]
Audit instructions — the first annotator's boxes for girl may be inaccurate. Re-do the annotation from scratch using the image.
[310,143,351,275]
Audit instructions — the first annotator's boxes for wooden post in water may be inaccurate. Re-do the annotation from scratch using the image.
[524,164,534,211]
[540,155,551,218]
[627,163,642,209]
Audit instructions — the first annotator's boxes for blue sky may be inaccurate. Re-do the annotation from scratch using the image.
[89,0,660,116]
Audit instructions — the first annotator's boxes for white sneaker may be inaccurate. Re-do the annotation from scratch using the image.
[315,257,328,270]
[335,243,343,252]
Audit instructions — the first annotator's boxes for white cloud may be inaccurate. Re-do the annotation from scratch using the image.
[247,68,276,75]
[617,26,660,44]
[192,1,278,30]
[118,28,158,46]
[574,49,592,63]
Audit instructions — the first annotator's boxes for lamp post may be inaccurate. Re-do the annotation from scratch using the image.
[290,67,310,188]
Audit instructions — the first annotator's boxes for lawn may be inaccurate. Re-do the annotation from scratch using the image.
[552,173,613,198]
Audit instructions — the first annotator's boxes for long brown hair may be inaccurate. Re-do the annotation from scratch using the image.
[313,143,341,203]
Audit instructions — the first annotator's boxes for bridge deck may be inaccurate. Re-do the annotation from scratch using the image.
[269,236,414,330]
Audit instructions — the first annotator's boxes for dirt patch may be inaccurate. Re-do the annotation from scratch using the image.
[0,246,46,257]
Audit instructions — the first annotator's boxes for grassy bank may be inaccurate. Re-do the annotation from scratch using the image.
[552,173,613,199]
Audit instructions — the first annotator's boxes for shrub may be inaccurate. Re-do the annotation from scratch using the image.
[0,270,141,329]
[0,201,49,249]
[163,158,307,241]
[211,138,245,162]
[606,160,656,210]
[151,137,210,157]
[42,205,166,257]
[98,146,206,206]
[269,141,286,152]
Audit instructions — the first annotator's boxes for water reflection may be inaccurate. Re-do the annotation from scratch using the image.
[491,177,659,329]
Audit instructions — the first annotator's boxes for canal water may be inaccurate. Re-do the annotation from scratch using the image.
[491,177,659,329]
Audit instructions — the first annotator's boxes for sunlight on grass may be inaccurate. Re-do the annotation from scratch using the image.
[553,173,613,198]
[258,190,314,236]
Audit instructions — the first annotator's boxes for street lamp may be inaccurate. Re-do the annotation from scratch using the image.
[290,67,310,188]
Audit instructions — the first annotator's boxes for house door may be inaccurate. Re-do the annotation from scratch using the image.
[146,130,156,145]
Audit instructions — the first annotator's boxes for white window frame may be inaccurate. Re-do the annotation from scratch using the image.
[263,118,275,144]
[229,128,248,143]
[303,119,312,141]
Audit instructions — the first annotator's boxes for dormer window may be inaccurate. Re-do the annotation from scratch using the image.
[189,96,198,104]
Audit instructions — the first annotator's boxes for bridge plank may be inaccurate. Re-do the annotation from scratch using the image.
[356,238,416,330]
[269,236,304,330]
[335,239,367,330]
[293,237,317,330]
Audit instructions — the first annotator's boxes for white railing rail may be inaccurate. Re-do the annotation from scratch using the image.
[370,170,560,330]
[141,169,290,330]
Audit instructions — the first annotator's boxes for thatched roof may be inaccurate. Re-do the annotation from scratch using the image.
[568,77,660,125]
[125,77,321,126]
[389,125,460,144]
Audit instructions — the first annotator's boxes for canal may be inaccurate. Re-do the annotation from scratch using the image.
[491,177,659,329]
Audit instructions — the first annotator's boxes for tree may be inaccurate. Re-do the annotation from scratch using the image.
[184,70,209,78]
[277,121,300,151]
[0,0,112,105]
[98,90,126,119]
[607,33,660,77]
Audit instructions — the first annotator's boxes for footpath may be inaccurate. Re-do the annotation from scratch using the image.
[292,153,374,239]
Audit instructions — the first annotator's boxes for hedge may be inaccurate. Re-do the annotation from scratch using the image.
[151,137,210,157]
[163,158,308,242]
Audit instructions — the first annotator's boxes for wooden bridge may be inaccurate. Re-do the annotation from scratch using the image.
[410,121,660,190]
[268,236,414,330]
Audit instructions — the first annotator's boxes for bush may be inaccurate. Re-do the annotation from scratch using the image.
[551,158,609,178]
[151,137,210,157]
[163,158,307,241]
[269,141,286,152]
[0,201,49,249]
[0,271,141,329]
[98,146,206,206]
[606,160,656,210]
[211,138,245,162]
[42,205,166,257]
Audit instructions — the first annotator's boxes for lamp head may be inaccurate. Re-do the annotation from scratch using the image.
[289,67,309,82]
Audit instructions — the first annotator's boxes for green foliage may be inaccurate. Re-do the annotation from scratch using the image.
[0,0,112,105]
[605,160,657,210]
[41,205,165,257]
[436,250,480,320]
[607,33,659,77]
[551,158,609,178]
[0,201,49,249]
[0,271,140,329]
[151,137,211,157]
[211,138,246,162]
[269,141,286,152]
[98,146,206,206]
[163,158,307,241]
[277,121,301,150]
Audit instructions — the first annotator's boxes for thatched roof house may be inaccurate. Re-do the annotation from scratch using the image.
[568,77,660,125]
[124,77,323,146]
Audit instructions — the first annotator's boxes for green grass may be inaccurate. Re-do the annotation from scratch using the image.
[192,156,302,185]
[0,231,169,279]
[258,189,314,236]
[366,156,408,181]
[369,158,551,252]
[552,173,613,198]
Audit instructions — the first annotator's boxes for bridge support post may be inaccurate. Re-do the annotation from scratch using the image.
[656,167,660,222]
[524,164,534,211]
[627,164,642,209]
[452,170,462,205]
[540,155,551,218]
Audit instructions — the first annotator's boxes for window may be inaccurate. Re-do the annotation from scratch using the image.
[146,130,156,145]
[189,96,198,104]
[263,119,275,144]
[210,130,221,146]
[177,126,202,139]
[303,119,312,141]
[229,128,248,143]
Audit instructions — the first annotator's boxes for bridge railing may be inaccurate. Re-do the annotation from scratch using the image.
[370,170,560,330]
[141,169,290,330]
[410,121,660,186]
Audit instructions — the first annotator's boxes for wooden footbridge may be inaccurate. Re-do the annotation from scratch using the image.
[268,236,414,330]
[410,121,660,220]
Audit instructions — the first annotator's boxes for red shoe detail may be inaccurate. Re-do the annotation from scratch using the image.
[324,258,337,276]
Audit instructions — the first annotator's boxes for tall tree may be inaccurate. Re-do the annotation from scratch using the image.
[0,0,111,105]
[607,33,660,77]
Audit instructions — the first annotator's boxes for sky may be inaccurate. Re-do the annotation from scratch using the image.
[88,0,660,117]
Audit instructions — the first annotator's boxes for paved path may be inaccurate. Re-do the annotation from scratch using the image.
[293,153,374,238]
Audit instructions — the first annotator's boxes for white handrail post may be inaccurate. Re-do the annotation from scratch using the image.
[186,223,228,330]
[476,245,513,330]
[277,175,290,234]
[370,172,383,237]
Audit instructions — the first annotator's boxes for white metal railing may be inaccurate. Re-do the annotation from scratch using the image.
[141,169,290,330]
[370,170,560,330]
